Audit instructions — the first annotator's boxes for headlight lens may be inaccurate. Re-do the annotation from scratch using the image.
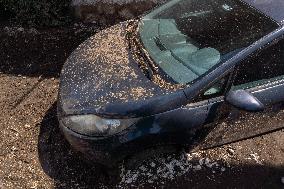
[62,115,139,136]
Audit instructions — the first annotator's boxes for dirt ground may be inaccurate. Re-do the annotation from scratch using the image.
[0,24,283,189]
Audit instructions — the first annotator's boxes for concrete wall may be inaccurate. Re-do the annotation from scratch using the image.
[72,0,168,24]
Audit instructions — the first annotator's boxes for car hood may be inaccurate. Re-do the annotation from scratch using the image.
[58,22,178,117]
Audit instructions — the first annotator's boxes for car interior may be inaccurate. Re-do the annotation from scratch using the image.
[140,19,221,84]
[139,0,278,85]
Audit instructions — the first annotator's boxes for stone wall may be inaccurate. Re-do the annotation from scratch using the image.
[72,0,168,24]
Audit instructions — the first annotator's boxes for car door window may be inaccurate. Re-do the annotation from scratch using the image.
[193,74,230,103]
[233,37,284,89]
[203,76,229,96]
[199,38,284,147]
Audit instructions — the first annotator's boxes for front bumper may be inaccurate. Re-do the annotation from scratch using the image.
[59,115,197,166]
[59,120,124,166]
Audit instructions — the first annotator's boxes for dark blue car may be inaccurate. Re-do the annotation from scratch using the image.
[58,0,284,167]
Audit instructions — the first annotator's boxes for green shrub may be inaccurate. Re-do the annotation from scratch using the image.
[0,0,72,26]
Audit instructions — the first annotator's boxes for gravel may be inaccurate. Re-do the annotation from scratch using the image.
[0,23,283,188]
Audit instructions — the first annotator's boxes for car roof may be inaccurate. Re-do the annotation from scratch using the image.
[242,0,284,25]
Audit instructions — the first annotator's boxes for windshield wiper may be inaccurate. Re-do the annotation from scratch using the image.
[154,37,167,51]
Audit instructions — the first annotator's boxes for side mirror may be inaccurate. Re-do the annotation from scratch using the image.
[225,89,264,112]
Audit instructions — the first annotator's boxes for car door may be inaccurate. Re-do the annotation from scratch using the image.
[200,35,284,148]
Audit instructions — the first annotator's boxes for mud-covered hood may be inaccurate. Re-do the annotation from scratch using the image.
[59,22,179,117]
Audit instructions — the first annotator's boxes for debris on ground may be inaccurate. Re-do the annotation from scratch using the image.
[3,26,40,36]
[247,153,263,165]
[0,22,283,189]
[118,151,230,187]
[227,147,235,156]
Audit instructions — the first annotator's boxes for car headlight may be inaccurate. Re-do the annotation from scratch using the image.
[62,115,139,136]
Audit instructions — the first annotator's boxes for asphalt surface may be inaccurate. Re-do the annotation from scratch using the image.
[0,24,283,189]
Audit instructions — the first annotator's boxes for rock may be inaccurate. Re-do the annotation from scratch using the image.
[139,165,147,172]
[4,27,16,36]
[249,153,262,164]
[148,180,154,183]
[17,27,24,32]
[186,153,193,160]
[204,158,210,165]
[150,162,156,167]
[193,165,202,171]
[28,28,39,35]
[199,158,204,165]
[205,161,218,168]
[4,26,10,33]
[227,148,235,155]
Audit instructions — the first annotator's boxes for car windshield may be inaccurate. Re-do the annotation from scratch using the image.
[139,0,278,84]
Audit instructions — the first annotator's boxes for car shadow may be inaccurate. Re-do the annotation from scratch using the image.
[37,102,120,188]
[38,102,284,188]
[2,17,283,188]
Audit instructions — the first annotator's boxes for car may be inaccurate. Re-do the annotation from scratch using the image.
[58,0,284,167]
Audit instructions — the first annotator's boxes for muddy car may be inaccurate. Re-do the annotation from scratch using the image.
[58,0,284,167]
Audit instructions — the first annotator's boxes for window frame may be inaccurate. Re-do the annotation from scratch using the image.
[192,71,234,103]
[186,26,284,106]
[232,34,284,91]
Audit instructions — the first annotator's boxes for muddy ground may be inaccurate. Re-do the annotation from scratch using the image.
[0,24,283,189]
